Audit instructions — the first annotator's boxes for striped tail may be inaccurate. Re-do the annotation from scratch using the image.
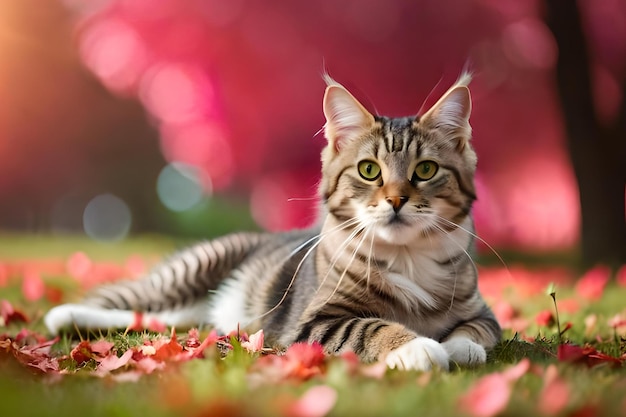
[83,232,269,311]
[44,232,269,334]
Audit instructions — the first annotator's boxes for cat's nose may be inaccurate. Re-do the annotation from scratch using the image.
[385,196,408,213]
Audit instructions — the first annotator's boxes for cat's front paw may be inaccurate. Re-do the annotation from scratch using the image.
[385,337,449,371]
[442,337,486,366]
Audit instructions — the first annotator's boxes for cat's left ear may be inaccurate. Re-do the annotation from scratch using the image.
[323,77,375,153]
[420,74,472,151]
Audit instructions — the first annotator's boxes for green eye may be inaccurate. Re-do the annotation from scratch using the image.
[357,160,381,181]
[414,161,438,181]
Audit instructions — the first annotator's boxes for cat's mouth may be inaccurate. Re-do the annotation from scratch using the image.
[387,214,408,226]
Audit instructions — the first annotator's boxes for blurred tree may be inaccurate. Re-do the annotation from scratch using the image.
[545,0,626,267]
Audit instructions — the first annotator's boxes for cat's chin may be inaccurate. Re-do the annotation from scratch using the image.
[373,223,422,246]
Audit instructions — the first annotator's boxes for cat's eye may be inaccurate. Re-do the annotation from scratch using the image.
[357,160,381,181]
[413,161,438,181]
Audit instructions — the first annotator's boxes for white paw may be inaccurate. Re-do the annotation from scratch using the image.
[442,337,486,366]
[385,337,450,371]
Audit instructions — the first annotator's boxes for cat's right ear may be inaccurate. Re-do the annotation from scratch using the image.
[323,78,375,153]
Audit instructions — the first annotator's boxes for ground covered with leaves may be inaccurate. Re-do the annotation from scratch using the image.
[1,234,625,417]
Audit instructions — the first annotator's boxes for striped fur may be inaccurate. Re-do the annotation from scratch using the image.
[45,74,501,371]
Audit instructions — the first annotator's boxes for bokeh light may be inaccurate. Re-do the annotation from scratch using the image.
[501,18,557,70]
[156,163,208,212]
[83,194,132,242]
[139,63,215,124]
[79,18,147,93]
[1,0,624,254]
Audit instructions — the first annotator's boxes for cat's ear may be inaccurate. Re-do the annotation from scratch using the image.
[420,73,472,150]
[323,76,375,152]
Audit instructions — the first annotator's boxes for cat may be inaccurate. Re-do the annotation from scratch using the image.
[45,73,501,371]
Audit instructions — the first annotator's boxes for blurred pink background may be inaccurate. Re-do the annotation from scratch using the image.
[0,0,624,254]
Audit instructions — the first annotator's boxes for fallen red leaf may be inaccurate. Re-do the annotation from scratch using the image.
[71,340,95,366]
[0,299,29,326]
[90,340,115,356]
[535,310,554,327]
[153,329,184,362]
[14,329,48,346]
[95,349,134,375]
[186,328,202,348]
[557,343,623,368]
[284,342,326,379]
[2,334,61,373]
[186,329,219,359]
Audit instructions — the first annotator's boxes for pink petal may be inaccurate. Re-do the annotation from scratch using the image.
[575,265,610,300]
[286,385,337,417]
[133,356,164,374]
[91,340,115,356]
[241,329,265,352]
[538,365,570,415]
[66,251,92,280]
[187,329,219,359]
[458,373,511,417]
[22,270,45,302]
[501,358,531,382]
[535,310,555,326]
[96,349,134,374]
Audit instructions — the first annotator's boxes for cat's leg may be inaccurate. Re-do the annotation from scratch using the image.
[295,316,449,371]
[44,302,209,334]
[441,310,501,366]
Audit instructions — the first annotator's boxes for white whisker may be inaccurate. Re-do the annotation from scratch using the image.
[321,222,370,305]
[248,217,361,324]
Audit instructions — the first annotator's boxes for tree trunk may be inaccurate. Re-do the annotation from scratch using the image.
[545,0,626,267]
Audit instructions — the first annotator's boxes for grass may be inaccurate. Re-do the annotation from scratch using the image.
[1,234,625,417]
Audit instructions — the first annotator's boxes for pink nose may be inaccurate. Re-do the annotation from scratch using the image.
[385,196,408,213]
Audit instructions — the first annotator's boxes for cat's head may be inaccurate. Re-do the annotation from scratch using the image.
[320,74,477,245]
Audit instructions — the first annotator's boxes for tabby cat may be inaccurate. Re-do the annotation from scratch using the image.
[45,73,501,371]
